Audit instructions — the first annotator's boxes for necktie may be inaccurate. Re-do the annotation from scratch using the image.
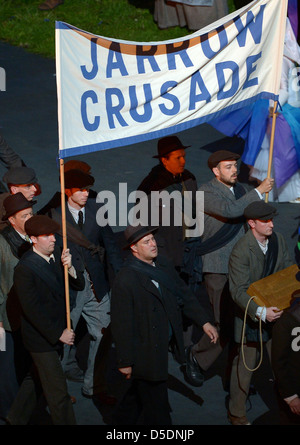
[25,234,31,242]
[49,257,55,272]
[78,210,84,230]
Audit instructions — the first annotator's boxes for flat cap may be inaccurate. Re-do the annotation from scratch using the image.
[2,192,36,220]
[25,215,60,237]
[3,167,38,185]
[64,169,95,189]
[207,150,240,170]
[153,135,190,159]
[244,201,277,221]
[64,160,91,174]
[123,224,158,249]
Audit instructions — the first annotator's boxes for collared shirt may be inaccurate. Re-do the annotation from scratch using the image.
[67,203,85,225]
[16,230,32,243]
[32,246,77,278]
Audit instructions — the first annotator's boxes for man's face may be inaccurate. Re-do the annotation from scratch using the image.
[32,233,56,256]
[8,208,33,235]
[67,188,89,209]
[249,218,274,240]
[11,184,37,201]
[213,160,238,187]
[161,149,186,176]
[131,233,158,264]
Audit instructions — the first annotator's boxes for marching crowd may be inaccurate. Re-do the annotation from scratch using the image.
[0,131,299,426]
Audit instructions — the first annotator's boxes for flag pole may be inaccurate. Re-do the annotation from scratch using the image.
[59,158,71,330]
[265,101,278,203]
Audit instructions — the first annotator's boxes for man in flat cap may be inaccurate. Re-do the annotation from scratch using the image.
[0,193,35,421]
[186,150,275,387]
[0,166,39,231]
[49,169,123,404]
[111,224,218,425]
[7,215,85,425]
[227,201,292,425]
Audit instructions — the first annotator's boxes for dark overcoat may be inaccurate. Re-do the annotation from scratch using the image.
[111,254,212,381]
[52,198,123,303]
[13,246,85,353]
[137,165,198,268]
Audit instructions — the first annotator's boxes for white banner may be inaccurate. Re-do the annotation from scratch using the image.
[55,0,288,158]
[171,1,214,6]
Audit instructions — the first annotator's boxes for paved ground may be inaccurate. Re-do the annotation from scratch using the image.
[1,40,300,432]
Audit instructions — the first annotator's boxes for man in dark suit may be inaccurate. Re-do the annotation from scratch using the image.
[137,135,198,271]
[51,169,123,404]
[7,215,84,425]
[111,224,218,425]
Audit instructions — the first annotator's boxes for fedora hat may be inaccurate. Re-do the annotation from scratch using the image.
[2,192,36,221]
[123,224,158,249]
[153,136,190,159]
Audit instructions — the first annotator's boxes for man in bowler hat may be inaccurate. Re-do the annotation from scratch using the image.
[0,193,35,421]
[186,150,275,388]
[7,215,84,425]
[111,224,218,425]
[227,201,292,425]
[137,135,197,272]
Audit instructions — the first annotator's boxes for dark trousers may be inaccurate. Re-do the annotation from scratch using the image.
[7,350,76,425]
[0,332,19,419]
[113,378,171,425]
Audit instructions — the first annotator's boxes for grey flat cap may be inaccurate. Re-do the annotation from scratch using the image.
[3,167,38,185]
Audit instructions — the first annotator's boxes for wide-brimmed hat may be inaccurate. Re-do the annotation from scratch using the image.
[2,192,36,221]
[25,215,60,237]
[123,224,158,249]
[207,150,240,170]
[153,136,190,159]
[64,169,95,189]
[3,167,38,185]
[244,201,278,221]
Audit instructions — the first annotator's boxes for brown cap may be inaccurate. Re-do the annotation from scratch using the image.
[153,136,190,159]
[244,201,278,221]
[2,192,36,221]
[64,160,91,173]
[25,215,60,237]
[64,169,94,189]
[123,224,158,249]
[207,150,240,170]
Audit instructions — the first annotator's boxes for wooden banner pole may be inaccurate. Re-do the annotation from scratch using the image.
[59,158,71,330]
[265,101,278,203]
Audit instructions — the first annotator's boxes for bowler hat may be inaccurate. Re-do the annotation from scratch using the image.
[244,201,278,221]
[207,150,240,170]
[153,136,190,159]
[25,215,60,237]
[3,167,38,185]
[64,169,95,189]
[2,192,36,221]
[123,224,158,249]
